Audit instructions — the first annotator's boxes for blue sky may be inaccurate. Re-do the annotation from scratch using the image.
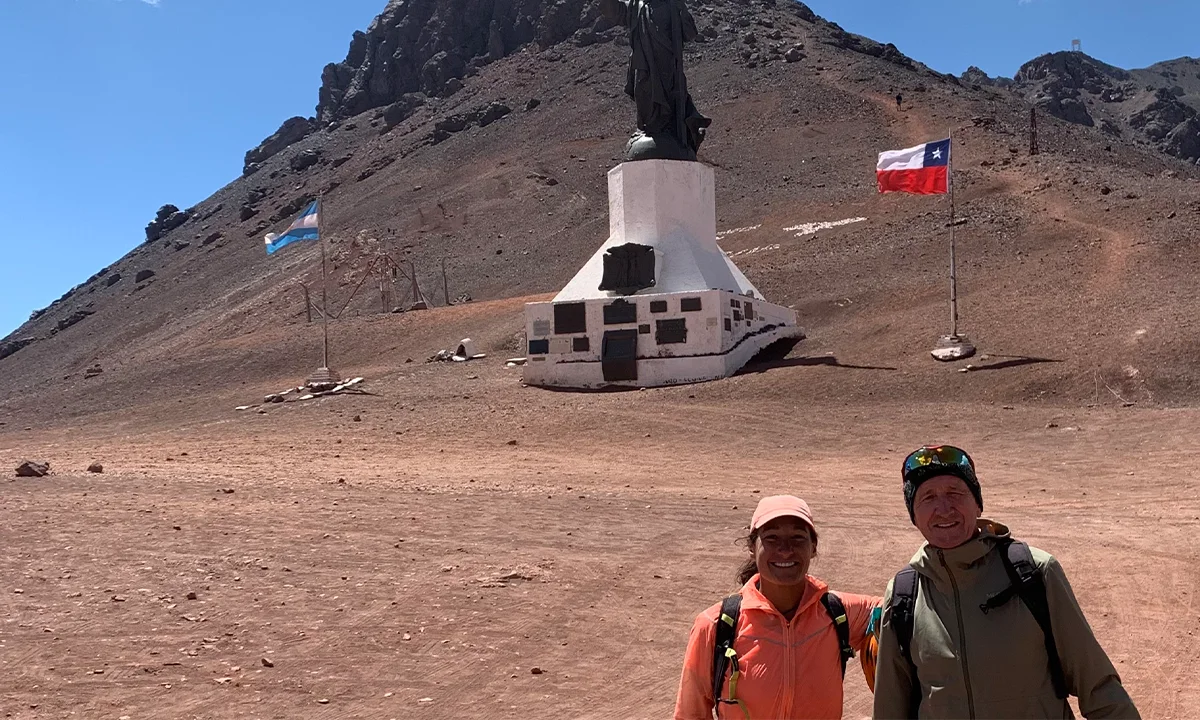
[804,0,1198,77]
[1,0,1196,339]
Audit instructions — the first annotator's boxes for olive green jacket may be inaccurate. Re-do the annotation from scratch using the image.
[873,521,1139,719]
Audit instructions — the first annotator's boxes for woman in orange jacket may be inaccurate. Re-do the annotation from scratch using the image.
[674,495,882,720]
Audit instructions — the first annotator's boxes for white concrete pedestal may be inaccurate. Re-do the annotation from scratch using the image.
[556,161,759,301]
[523,160,803,389]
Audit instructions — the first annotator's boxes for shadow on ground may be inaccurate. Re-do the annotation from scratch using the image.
[968,355,1063,372]
[738,354,898,374]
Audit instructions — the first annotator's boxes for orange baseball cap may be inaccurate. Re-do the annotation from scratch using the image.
[750,495,815,532]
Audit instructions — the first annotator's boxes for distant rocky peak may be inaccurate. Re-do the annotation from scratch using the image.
[1015,51,1129,88]
[960,66,1012,89]
[1011,50,1200,164]
[314,0,601,125]
[242,116,316,177]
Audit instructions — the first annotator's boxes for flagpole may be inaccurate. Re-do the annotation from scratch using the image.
[949,128,958,339]
[318,197,331,370]
[929,128,974,361]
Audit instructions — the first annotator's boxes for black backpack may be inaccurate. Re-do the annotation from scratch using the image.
[711,591,854,716]
[889,539,1067,702]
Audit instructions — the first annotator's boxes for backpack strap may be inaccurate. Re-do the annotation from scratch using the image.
[889,567,922,718]
[981,540,1068,700]
[711,595,748,719]
[890,566,919,664]
[819,591,855,678]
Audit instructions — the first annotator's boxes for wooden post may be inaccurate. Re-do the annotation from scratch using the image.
[300,282,312,323]
[1030,107,1039,156]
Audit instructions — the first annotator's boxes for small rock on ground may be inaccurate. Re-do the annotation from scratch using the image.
[15,460,50,477]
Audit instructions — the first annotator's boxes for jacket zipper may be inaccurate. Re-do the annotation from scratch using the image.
[939,550,976,720]
[782,611,794,718]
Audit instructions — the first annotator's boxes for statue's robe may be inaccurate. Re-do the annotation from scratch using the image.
[607,0,710,154]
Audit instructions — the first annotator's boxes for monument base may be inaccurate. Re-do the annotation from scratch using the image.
[522,160,804,389]
[930,335,977,362]
[306,365,341,391]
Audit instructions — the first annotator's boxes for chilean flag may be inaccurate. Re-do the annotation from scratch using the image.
[876,139,950,195]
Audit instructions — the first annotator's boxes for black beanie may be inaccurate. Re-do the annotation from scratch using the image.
[902,448,983,524]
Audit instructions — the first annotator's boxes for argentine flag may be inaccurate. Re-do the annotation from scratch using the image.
[266,200,319,255]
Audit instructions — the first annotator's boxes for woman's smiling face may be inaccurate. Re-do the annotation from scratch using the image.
[754,516,815,586]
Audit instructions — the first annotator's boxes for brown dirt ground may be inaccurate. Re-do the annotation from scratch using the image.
[3,342,1199,719]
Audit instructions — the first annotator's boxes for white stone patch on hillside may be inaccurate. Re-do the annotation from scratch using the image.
[716,224,762,239]
[719,217,869,258]
[727,244,782,258]
[783,216,867,237]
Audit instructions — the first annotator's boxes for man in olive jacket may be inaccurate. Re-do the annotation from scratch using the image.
[873,445,1140,719]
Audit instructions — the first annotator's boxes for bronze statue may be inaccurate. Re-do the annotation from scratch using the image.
[600,0,712,161]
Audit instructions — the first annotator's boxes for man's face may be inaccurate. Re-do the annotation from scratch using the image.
[913,475,981,548]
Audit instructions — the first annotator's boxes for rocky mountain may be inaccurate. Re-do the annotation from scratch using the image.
[1010,52,1200,163]
[242,0,617,175]
[4,0,1200,423]
[314,0,608,123]
[960,65,1013,90]
[1133,57,1200,114]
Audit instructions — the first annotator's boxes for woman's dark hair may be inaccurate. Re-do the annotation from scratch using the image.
[736,525,819,586]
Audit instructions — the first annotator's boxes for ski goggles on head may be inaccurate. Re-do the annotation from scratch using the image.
[902,445,975,483]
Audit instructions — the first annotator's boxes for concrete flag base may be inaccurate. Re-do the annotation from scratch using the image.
[931,335,977,362]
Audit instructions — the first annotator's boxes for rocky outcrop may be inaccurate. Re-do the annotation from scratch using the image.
[314,0,598,124]
[1129,88,1196,140]
[145,204,191,243]
[270,195,317,224]
[1034,94,1094,126]
[1012,52,1127,128]
[1010,53,1200,163]
[1163,117,1200,161]
[0,337,36,362]
[429,101,512,144]
[791,2,819,23]
[1016,52,1129,91]
[243,117,316,176]
[55,308,94,333]
[960,66,1013,89]
[381,93,427,133]
[289,149,322,172]
[822,21,913,69]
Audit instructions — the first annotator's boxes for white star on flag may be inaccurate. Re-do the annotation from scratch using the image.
[932,148,942,160]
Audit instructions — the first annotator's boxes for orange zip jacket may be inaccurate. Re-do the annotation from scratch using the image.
[674,574,880,720]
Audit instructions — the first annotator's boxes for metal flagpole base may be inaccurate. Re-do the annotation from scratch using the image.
[306,366,342,391]
[931,334,976,362]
